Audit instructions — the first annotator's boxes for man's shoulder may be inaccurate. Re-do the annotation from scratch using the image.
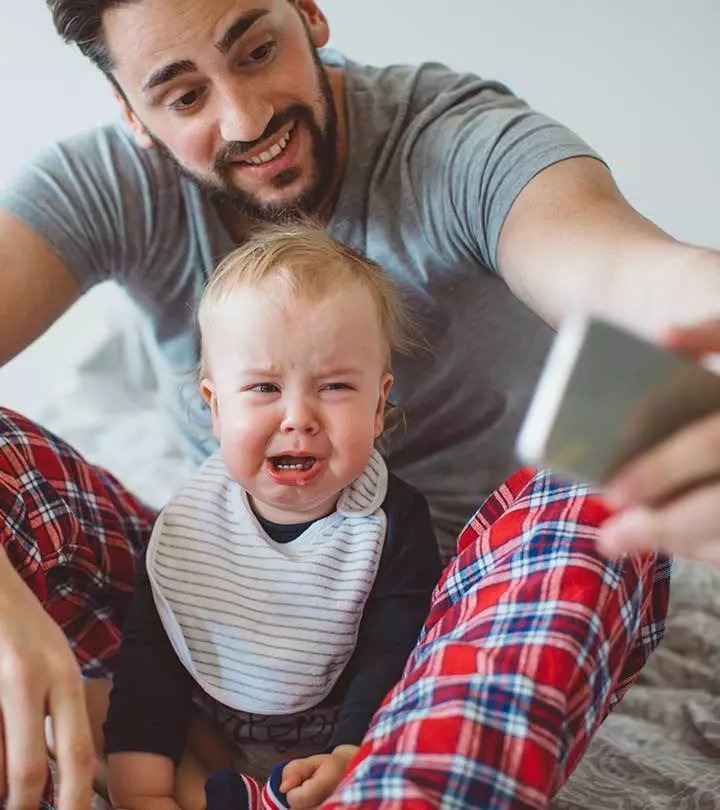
[56,119,135,150]
[344,57,515,117]
[47,121,180,188]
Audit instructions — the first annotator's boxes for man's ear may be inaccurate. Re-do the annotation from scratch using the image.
[293,1,330,48]
[114,89,154,150]
[200,379,222,442]
[374,373,394,438]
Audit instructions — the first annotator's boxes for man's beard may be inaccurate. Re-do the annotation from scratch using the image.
[149,46,338,224]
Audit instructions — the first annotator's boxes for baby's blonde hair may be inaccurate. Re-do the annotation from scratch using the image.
[198,222,412,378]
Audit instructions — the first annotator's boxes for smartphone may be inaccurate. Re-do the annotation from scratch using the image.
[515,315,720,485]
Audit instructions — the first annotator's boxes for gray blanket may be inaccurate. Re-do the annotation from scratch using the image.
[553,559,720,809]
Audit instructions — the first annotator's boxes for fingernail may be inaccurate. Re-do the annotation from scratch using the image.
[601,508,654,549]
[597,532,622,559]
[602,482,630,510]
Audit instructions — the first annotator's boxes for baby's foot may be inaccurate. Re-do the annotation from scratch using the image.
[261,760,291,809]
[205,769,262,810]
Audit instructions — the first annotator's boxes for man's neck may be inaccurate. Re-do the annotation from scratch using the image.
[218,65,348,242]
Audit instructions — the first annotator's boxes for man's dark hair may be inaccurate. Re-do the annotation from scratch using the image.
[46,1,135,75]
[47,0,295,77]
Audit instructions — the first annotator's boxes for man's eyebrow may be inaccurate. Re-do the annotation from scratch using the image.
[216,9,270,55]
[140,9,269,95]
[142,60,196,95]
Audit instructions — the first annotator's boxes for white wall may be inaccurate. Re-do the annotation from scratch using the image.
[327,0,720,248]
[1,0,719,415]
[0,2,120,415]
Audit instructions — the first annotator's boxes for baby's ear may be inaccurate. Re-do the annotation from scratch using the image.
[200,379,222,442]
[114,90,155,150]
[374,373,394,438]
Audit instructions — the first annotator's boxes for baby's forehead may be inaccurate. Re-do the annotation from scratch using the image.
[223,275,380,317]
[206,280,390,356]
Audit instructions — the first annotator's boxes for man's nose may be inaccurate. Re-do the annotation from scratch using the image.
[217,82,274,145]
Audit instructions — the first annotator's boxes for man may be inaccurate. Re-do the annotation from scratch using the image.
[0,0,717,807]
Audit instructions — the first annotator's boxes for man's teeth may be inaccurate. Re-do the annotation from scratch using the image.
[243,130,292,166]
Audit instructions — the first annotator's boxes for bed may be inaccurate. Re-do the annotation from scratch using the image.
[21,302,720,809]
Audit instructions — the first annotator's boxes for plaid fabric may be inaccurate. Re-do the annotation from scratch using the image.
[0,410,670,809]
[0,408,154,809]
[324,467,670,809]
[0,408,153,675]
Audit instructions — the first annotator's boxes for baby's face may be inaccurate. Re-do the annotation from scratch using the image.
[201,277,392,523]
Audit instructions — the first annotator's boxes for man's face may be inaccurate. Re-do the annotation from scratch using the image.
[103,0,338,221]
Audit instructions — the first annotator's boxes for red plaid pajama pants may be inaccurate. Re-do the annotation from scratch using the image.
[0,408,670,809]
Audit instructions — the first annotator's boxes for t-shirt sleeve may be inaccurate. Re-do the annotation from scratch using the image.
[405,67,604,272]
[328,475,443,748]
[0,124,172,293]
[103,551,194,764]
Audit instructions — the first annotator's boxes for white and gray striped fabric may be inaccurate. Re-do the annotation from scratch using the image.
[146,451,388,715]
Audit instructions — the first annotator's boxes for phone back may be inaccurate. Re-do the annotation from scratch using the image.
[516,316,720,484]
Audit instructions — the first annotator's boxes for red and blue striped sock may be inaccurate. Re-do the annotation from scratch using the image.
[261,760,291,809]
[205,769,262,810]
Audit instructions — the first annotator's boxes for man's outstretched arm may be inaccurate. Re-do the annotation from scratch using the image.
[497,155,720,565]
[497,155,720,338]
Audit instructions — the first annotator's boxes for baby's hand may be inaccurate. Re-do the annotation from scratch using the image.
[280,746,359,810]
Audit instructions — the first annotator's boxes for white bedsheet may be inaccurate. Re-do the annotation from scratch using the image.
[4,290,196,510]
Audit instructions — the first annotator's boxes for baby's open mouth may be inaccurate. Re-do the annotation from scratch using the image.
[271,456,317,471]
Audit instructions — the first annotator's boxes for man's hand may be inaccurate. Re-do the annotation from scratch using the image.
[599,318,720,566]
[280,745,359,810]
[0,550,95,810]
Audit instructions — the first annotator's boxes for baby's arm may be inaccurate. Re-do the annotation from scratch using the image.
[108,752,181,810]
[327,478,442,750]
[104,553,195,808]
[280,745,359,810]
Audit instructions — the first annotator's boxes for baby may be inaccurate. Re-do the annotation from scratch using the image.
[104,224,442,810]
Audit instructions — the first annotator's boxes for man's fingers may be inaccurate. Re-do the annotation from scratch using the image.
[599,484,720,566]
[605,411,720,508]
[48,669,95,810]
[1,675,50,810]
[664,319,720,354]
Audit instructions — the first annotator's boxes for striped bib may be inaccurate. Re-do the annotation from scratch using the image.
[146,451,388,715]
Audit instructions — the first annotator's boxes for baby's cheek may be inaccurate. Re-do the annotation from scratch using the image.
[220,432,262,481]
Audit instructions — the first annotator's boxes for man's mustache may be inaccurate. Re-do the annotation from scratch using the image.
[214,105,314,168]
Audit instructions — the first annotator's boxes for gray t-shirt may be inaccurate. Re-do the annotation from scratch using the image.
[1,55,599,556]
